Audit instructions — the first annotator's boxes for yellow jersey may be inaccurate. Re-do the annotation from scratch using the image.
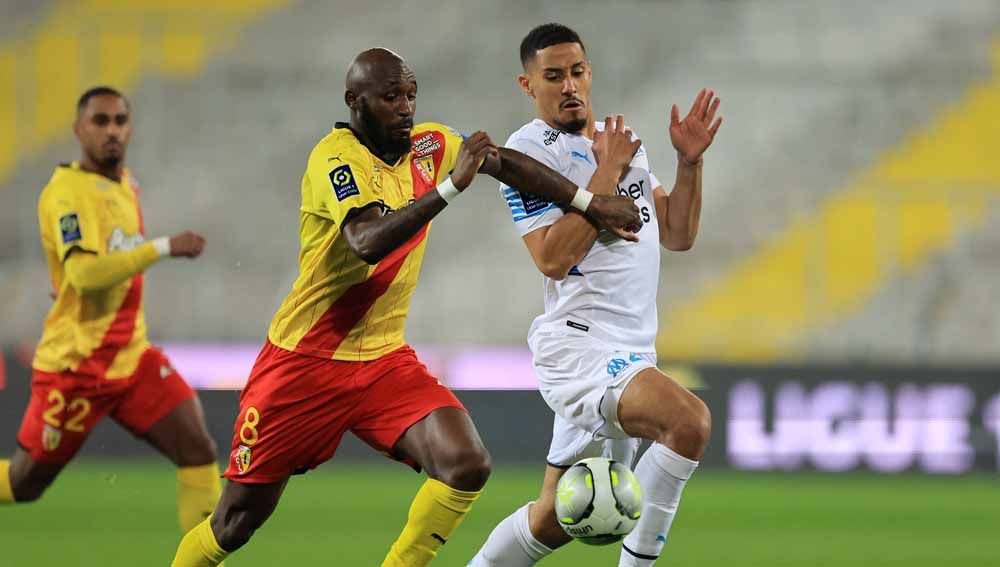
[33,162,151,379]
[268,122,464,361]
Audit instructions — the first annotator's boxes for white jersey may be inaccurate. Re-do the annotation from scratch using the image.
[501,118,663,353]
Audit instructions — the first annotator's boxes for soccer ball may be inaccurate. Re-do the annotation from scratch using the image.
[554,457,643,545]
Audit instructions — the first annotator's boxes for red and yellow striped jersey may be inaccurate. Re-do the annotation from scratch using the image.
[267,122,463,361]
[33,162,151,379]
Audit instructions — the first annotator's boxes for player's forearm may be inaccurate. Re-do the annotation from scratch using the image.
[537,162,630,275]
[64,241,163,293]
[492,148,579,206]
[341,192,447,264]
[536,212,599,279]
[493,148,641,239]
[532,161,632,279]
[662,158,702,251]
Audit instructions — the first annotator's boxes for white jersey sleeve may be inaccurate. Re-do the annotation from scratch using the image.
[500,132,565,236]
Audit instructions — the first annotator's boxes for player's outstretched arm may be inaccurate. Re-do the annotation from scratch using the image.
[63,230,204,293]
[341,132,495,265]
[656,88,722,251]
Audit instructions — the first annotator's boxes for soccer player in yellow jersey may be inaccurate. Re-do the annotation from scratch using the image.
[0,87,225,551]
[171,48,641,567]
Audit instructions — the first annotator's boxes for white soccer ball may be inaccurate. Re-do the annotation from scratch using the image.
[554,457,643,545]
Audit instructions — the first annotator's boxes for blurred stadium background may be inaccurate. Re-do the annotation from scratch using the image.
[1,1,998,565]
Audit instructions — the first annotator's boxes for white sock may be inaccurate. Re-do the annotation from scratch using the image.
[468,502,553,567]
[619,444,699,567]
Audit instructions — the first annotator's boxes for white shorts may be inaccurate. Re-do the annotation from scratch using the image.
[528,329,657,467]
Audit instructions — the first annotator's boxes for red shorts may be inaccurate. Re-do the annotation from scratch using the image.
[17,347,196,465]
[223,341,465,483]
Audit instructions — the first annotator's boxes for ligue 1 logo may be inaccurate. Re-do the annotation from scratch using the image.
[329,164,361,202]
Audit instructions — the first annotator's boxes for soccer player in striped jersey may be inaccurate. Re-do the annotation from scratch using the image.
[469,23,723,567]
[1,87,224,555]
[170,48,641,567]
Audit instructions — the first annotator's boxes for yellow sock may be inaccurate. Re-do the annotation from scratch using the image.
[0,460,13,503]
[380,479,481,567]
[171,517,229,567]
[177,464,223,532]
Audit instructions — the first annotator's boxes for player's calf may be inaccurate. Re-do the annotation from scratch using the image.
[211,507,259,552]
[173,481,283,565]
[145,398,220,468]
[467,466,570,566]
[209,480,286,552]
[381,407,491,567]
[2,448,63,503]
[174,433,218,469]
[616,369,710,567]
[529,489,574,548]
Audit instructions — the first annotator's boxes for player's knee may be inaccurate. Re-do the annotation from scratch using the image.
[661,396,712,459]
[435,445,492,491]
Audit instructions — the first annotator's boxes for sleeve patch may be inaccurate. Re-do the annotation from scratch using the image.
[503,186,554,221]
[328,164,361,201]
[59,213,82,244]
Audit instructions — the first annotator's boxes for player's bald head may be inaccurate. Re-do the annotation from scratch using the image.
[345,47,414,95]
[344,47,418,164]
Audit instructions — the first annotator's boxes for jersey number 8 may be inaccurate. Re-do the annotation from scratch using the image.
[239,407,261,446]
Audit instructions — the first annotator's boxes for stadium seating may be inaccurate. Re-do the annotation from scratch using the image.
[1,0,998,363]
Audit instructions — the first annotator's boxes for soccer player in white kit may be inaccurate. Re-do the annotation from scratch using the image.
[468,24,722,567]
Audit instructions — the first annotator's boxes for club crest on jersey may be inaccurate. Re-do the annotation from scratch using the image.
[607,358,630,378]
[59,213,82,244]
[328,164,360,201]
[412,132,442,157]
[42,424,62,452]
[414,155,435,185]
[236,444,252,474]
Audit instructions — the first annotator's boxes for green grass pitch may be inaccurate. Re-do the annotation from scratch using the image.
[0,461,997,566]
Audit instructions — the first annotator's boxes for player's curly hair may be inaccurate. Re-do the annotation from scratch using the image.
[519,23,586,67]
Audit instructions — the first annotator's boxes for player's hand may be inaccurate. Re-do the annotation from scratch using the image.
[670,88,722,166]
[452,131,498,191]
[587,194,641,242]
[168,230,206,258]
[593,114,642,179]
